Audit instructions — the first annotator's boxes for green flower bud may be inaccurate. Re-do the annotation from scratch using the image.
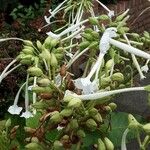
[55,54,64,60]
[53,140,63,150]
[77,130,86,138]
[27,67,43,77]
[142,123,150,134]
[89,17,99,25]
[61,135,69,141]
[101,77,111,87]
[60,108,73,117]
[23,40,33,46]
[22,54,33,60]
[116,10,129,22]
[104,106,112,113]
[79,41,90,50]
[105,59,114,70]
[98,14,110,20]
[50,112,63,124]
[31,137,39,143]
[86,119,97,131]
[88,41,99,49]
[128,114,141,130]
[108,103,117,111]
[103,137,114,150]
[91,31,99,39]
[36,40,42,50]
[39,49,51,61]
[84,28,93,34]
[32,86,52,93]
[55,47,64,54]
[37,78,51,87]
[50,53,58,67]
[22,49,34,55]
[118,27,129,34]
[82,33,93,41]
[20,59,33,65]
[50,39,59,49]
[98,138,106,150]
[67,98,82,108]
[111,72,124,82]
[25,142,41,150]
[88,108,98,116]
[5,118,11,128]
[131,33,140,38]
[93,113,103,123]
[44,36,52,49]
[63,95,74,102]
[32,101,48,109]
[70,119,79,129]
[144,31,150,39]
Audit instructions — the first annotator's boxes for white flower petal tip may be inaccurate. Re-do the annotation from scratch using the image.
[44,16,50,24]
[57,126,64,131]
[73,78,98,94]
[28,85,33,91]
[108,10,115,18]
[66,53,74,58]
[21,111,33,119]
[8,105,22,115]
[140,75,146,80]
[141,65,149,73]
[46,31,60,39]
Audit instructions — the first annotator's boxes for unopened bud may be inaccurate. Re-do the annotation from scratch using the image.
[70,119,79,129]
[98,138,106,150]
[86,119,97,131]
[5,118,11,128]
[23,40,33,46]
[37,78,51,87]
[50,53,58,67]
[77,130,86,138]
[103,137,114,150]
[67,98,82,108]
[143,123,150,134]
[108,103,117,111]
[60,108,73,117]
[50,112,62,124]
[89,17,99,25]
[112,72,124,82]
[27,67,43,77]
[25,142,41,150]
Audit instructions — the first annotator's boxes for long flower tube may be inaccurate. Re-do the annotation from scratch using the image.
[68,86,145,100]
[95,0,114,18]
[8,82,26,115]
[44,0,68,24]
[109,38,150,59]
[0,37,24,42]
[21,74,33,118]
[46,18,89,39]
[121,128,130,150]
[123,34,146,79]
[0,59,17,83]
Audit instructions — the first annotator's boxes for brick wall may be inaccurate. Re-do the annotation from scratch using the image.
[95,0,150,33]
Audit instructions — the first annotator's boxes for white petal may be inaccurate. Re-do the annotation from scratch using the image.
[57,126,64,131]
[21,111,33,119]
[44,16,50,24]
[108,10,115,18]
[8,105,22,115]
[46,31,60,39]
[28,85,33,91]
[55,74,62,86]
[141,65,149,73]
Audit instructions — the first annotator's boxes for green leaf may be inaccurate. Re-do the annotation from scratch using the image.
[108,112,143,147]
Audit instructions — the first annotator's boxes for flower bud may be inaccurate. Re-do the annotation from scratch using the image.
[25,142,41,150]
[31,137,39,143]
[27,67,43,77]
[32,86,52,93]
[105,59,114,70]
[50,53,58,67]
[67,98,82,108]
[37,78,51,87]
[111,72,124,82]
[50,39,59,49]
[5,118,11,128]
[88,41,99,49]
[101,77,111,87]
[60,108,73,117]
[142,123,150,134]
[98,138,106,150]
[70,119,79,129]
[103,137,114,150]
[63,95,74,103]
[108,103,117,111]
[93,113,103,123]
[88,108,98,116]
[98,14,110,20]
[89,17,99,25]
[36,40,42,50]
[32,101,48,109]
[104,106,112,113]
[91,31,99,39]
[22,49,34,55]
[44,36,52,49]
[82,33,93,41]
[50,112,63,124]
[39,49,51,61]
[86,119,97,131]
[79,41,90,50]
[23,40,33,46]
[53,140,63,150]
[77,130,86,138]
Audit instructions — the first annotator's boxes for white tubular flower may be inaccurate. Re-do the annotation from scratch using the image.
[141,59,150,73]
[21,111,33,119]
[109,39,150,59]
[8,82,26,115]
[95,0,115,18]
[121,128,129,150]
[68,86,145,100]
[21,74,33,119]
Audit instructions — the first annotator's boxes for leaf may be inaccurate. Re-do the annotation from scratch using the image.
[108,112,143,147]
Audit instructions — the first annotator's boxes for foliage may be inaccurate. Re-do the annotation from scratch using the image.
[0,0,150,150]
